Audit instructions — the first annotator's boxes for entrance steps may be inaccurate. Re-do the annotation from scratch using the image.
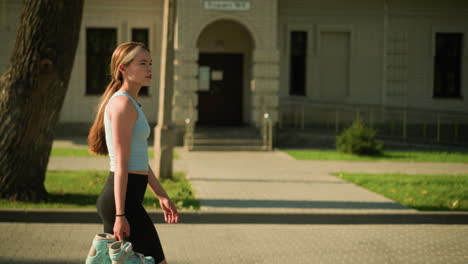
[191,126,265,151]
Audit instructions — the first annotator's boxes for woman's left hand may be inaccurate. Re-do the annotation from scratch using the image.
[159,198,179,224]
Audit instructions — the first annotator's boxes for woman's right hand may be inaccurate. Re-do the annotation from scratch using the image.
[113,216,130,241]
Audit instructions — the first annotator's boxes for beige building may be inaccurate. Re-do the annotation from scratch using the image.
[1,0,467,144]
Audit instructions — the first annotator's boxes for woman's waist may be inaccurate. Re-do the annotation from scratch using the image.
[128,170,148,176]
[107,171,149,187]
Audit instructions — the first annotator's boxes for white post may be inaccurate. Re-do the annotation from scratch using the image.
[154,0,176,179]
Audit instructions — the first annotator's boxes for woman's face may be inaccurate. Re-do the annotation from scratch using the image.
[122,49,152,87]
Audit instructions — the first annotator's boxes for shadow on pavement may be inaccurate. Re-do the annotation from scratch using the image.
[199,199,407,210]
[190,177,347,184]
[0,258,79,264]
[1,210,467,225]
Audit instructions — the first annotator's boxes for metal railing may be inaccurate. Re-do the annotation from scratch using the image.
[278,100,468,146]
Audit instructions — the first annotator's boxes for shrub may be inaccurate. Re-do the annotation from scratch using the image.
[336,118,383,155]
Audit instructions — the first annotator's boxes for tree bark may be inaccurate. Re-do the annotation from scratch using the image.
[0,0,83,202]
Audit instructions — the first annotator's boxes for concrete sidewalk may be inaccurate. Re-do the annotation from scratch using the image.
[178,149,468,214]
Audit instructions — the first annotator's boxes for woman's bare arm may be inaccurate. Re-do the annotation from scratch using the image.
[148,165,179,223]
[147,165,169,200]
[108,96,138,235]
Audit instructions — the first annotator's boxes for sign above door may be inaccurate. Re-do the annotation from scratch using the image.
[204,1,251,11]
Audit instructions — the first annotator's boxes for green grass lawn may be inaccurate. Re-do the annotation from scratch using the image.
[0,170,199,210]
[51,147,180,159]
[335,172,468,211]
[284,149,468,163]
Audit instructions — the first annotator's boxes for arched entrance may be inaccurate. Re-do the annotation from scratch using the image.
[196,19,254,126]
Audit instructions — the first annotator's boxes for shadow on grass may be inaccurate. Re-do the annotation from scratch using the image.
[339,152,425,160]
[46,193,98,206]
[411,206,467,211]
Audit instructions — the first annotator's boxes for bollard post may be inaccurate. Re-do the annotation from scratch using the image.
[263,113,273,151]
[184,118,193,151]
[268,117,273,151]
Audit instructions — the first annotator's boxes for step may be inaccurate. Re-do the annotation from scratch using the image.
[191,126,264,151]
[190,145,267,151]
[194,138,263,144]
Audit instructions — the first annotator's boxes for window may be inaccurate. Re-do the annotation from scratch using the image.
[434,33,463,98]
[86,28,117,95]
[132,28,150,96]
[132,28,149,48]
[289,31,307,96]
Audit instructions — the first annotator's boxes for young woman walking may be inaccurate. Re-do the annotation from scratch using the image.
[88,42,178,264]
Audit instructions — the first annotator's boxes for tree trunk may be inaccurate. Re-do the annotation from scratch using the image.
[0,0,83,202]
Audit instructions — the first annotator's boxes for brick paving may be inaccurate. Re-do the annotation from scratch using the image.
[0,223,467,264]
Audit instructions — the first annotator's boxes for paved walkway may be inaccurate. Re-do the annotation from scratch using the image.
[1,140,468,263]
[179,149,468,214]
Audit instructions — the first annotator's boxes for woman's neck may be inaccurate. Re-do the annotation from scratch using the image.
[118,82,140,102]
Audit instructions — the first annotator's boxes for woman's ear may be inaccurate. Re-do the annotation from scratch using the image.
[118,64,125,75]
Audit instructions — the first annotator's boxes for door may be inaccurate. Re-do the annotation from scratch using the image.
[197,53,243,126]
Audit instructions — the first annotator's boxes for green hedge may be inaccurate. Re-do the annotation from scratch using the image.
[336,118,383,156]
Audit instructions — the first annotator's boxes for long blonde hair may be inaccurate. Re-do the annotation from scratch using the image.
[87,42,149,155]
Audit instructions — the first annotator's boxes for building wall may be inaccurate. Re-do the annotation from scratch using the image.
[278,0,468,115]
[67,0,164,124]
[1,0,467,132]
[278,0,384,106]
[386,0,468,112]
[0,0,163,127]
[0,1,22,76]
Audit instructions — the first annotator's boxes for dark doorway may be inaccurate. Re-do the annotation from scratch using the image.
[197,53,243,126]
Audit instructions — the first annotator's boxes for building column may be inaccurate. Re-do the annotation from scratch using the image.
[251,49,280,127]
[172,48,199,144]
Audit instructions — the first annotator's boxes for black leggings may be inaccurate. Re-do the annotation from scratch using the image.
[96,172,165,263]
